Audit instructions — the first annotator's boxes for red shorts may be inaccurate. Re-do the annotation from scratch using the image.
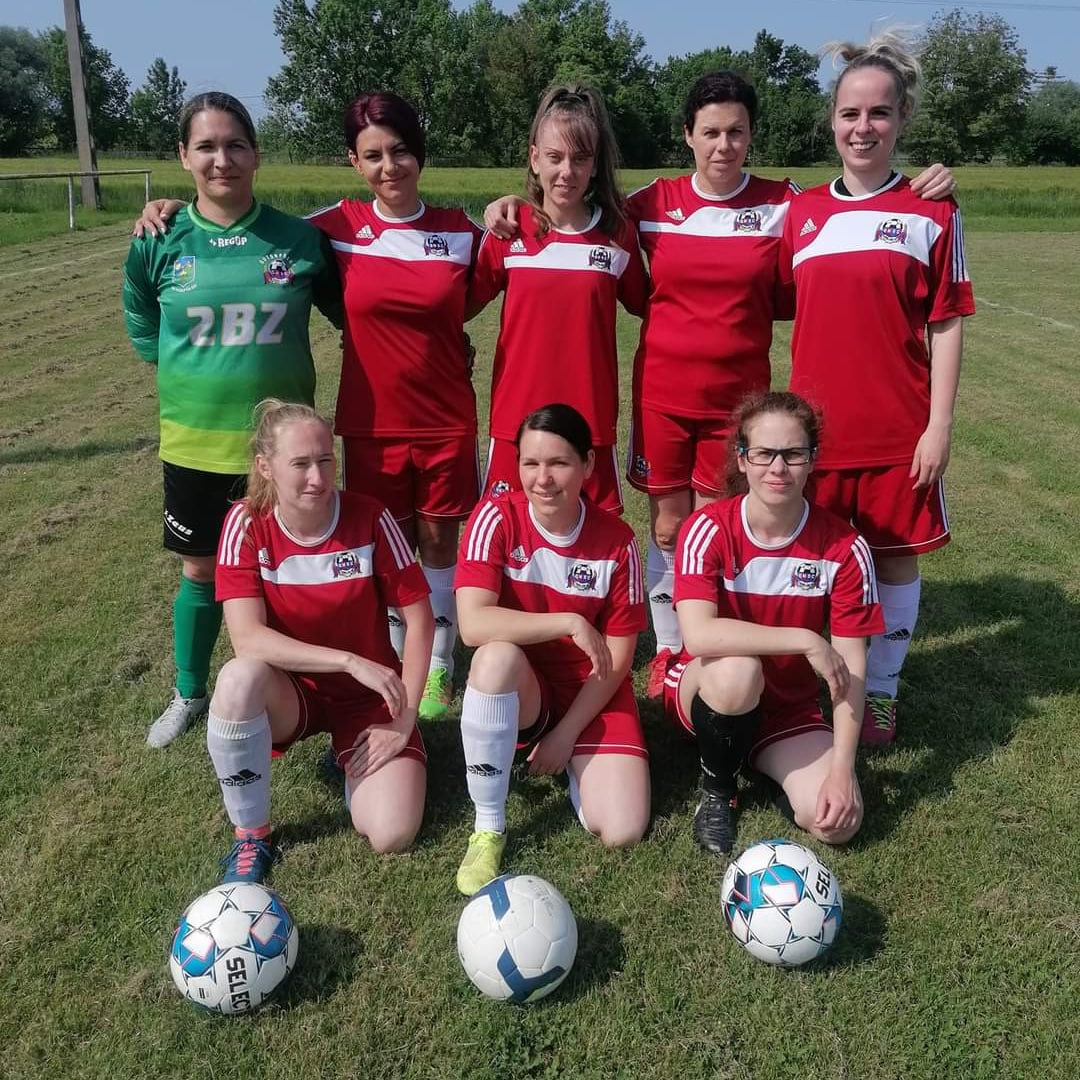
[483,438,624,515]
[808,465,950,557]
[342,434,479,523]
[518,675,648,759]
[275,674,427,767]
[662,656,830,765]
[626,405,732,497]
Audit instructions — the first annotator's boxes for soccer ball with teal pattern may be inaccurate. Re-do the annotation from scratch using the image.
[721,839,843,966]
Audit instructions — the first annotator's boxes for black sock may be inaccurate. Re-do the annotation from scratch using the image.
[690,695,759,800]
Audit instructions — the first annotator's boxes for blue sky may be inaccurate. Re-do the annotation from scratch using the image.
[3,0,1077,116]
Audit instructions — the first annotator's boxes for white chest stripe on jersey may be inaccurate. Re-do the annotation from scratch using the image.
[504,241,631,276]
[504,546,618,599]
[637,202,789,239]
[329,229,474,265]
[791,210,942,270]
[260,544,375,586]
[724,555,842,598]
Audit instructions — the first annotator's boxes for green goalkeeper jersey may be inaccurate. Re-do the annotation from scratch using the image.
[123,199,341,474]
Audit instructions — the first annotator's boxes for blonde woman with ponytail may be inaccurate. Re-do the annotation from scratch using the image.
[779,32,975,746]
[208,400,434,885]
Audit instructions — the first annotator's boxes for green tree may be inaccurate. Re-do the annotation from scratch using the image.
[1017,75,1080,165]
[40,25,131,150]
[130,58,186,155]
[0,26,49,155]
[904,10,1030,164]
[266,0,473,161]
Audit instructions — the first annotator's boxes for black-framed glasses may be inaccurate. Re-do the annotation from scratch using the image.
[738,445,815,466]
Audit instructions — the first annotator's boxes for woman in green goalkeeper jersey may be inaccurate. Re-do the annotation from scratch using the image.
[123,92,342,749]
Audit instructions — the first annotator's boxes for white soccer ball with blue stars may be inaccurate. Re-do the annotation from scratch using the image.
[169,882,299,1013]
[721,839,843,967]
[457,874,578,1003]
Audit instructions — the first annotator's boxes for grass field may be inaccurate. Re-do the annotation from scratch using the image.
[0,165,1078,1079]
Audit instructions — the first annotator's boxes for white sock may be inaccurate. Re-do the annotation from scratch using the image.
[868,577,922,698]
[647,538,681,652]
[387,609,406,660]
[422,562,456,677]
[566,768,592,833]
[460,687,518,833]
[207,710,272,832]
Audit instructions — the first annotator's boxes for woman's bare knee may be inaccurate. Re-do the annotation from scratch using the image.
[467,641,528,693]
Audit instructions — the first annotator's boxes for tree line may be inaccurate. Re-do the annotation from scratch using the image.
[1,3,1077,167]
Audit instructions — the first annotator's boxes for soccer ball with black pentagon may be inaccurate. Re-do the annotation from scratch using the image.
[457,874,577,1002]
[721,839,843,966]
[169,882,298,1013]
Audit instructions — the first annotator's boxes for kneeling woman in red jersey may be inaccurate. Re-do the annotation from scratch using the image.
[453,404,650,895]
[209,400,434,884]
[665,393,883,856]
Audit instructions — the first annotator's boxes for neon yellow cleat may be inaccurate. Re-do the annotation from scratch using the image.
[418,667,454,721]
[456,830,507,896]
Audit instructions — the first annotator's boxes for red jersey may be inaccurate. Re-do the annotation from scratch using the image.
[675,495,884,713]
[216,490,429,705]
[468,203,647,445]
[307,199,482,438]
[780,175,975,468]
[455,490,647,684]
[628,173,798,419]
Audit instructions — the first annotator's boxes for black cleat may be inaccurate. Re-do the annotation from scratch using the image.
[693,790,739,856]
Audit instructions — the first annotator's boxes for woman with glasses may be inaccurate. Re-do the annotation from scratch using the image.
[663,392,883,856]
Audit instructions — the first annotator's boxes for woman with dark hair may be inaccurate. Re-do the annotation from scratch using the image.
[665,392,883,856]
[453,403,650,895]
[123,92,341,748]
[780,34,975,745]
[136,91,481,722]
[468,83,648,516]
[209,400,433,883]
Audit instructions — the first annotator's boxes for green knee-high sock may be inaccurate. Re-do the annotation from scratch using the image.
[174,576,222,699]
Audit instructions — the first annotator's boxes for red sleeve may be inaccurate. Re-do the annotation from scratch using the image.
[467,231,507,310]
[372,504,430,609]
[928,203,976,324]
[599,533,648,637]
[616,219,648,318]
[829,533,886,638]
[215,502,266,602]
[673,509,725,609]
[455,499,507,594]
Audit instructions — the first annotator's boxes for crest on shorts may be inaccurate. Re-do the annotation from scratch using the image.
[790,561,821,591]
[423,233,450,257]
[489,479,511,498]
[567,563,598,592]
[172,255,196,290]
[874,218,908,245]
[588,246,612,271]
[733,209,762,233]
[261,252,295,285]
[332,551,361,578]
[630,454,650,478]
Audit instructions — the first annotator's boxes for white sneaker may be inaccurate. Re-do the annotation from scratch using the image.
[147,687,208,748]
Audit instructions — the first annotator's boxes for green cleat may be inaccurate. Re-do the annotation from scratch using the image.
[456,830,507,896]
[418,667,453,721]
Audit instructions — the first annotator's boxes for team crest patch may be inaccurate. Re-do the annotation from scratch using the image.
[171,255,196,290]
[489,479,511,498]
[423,233,450,257]
[630,454,650,478]
[261,252,295,285]
[790,562,821,591]
[588,246,612,271]
[567,563,598,592]
[733,209,762,233]
[332,551,362,578]
[874,218,908,245]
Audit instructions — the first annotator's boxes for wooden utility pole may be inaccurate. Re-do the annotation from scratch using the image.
[63,0,101,209]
